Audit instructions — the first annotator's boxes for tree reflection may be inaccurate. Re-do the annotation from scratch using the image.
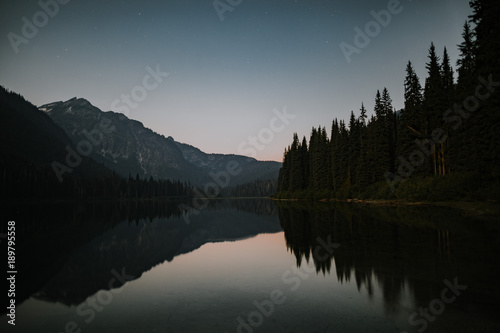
[276,201,500,315]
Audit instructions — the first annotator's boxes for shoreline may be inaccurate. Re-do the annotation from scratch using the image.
[271,197,500,217]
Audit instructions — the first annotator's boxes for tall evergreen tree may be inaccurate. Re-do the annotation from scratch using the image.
[359,103,368,126]
[309,127,332,191]
[371,89,392,181]
[450,21,478,172]
[441,47,455,106]
[331,119,340,191]
[356,104,371,189]
[348,111,361,189]
[278,147,291,192]
[382,88,396,174]
[456,22,476,95]
[332,121,349,191]
[374,90,384,119]
[337,121,350,190]
[289,133,304,191]
[469,0,500,76]
[424,42,446,175]
[300,136,310,189]
[398,61,424,163]
[439,47,455,174]
[469,0,500,179]
[320,126,333,190]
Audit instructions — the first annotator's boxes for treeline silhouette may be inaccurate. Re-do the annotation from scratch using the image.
[0,162,193,200]
[277,0,499,200]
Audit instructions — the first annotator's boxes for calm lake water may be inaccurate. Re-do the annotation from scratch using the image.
[1,199,499,333]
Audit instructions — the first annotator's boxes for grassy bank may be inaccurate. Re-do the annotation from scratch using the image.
[273,172,500,216]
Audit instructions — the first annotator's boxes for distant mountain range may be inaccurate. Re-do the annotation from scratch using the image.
[39,97,281,186]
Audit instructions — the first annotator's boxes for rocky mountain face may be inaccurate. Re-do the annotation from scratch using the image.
[40,98,281,186]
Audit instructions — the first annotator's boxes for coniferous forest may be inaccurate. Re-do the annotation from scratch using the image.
[276,0,500,201]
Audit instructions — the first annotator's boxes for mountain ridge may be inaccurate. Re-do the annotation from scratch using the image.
[40,97,281,186]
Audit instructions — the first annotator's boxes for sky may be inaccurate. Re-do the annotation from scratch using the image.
[0,0,472,162]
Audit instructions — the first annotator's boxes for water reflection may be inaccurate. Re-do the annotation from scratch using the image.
[277,201,500,329]
[0,199,280,310]
[2,199,500,332]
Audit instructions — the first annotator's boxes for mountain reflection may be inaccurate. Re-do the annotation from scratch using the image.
[1,199,280,310]
[276,201,500,315]
[4,198,499,329]
[1,200,187,311]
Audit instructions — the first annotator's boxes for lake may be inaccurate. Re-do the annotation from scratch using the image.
[1,199,499,332]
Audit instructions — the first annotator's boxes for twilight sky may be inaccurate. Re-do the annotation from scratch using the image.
[0,0,471,161]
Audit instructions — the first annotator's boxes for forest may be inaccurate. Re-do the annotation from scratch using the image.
[276,0,499,201]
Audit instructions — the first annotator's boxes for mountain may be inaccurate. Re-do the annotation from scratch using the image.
[40,97,281,186]
[174,140,281,185]
[0,86,115,192]
[0,87,192,199]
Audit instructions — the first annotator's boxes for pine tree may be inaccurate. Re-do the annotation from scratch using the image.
[359,103,367,126]
[289,133,304,191]
[321,126,333,190]
[356,104,371,189]
[469,0,500,179]
[456,22,476,95]
[439,47,455,174]
[348,111,361,189]
[469,0,500,77]
[374,90,384,119]
[371,89,392,181]
[382,88,396,174]
[337,121,350,192]
[300,136,309,189]
[278,147,291,192]
[441,48,455,106]
[398,61,424,164]
[331,119,340,191]
[448,22,477,172]
[423,42,446,175]
[309,126,333,192]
